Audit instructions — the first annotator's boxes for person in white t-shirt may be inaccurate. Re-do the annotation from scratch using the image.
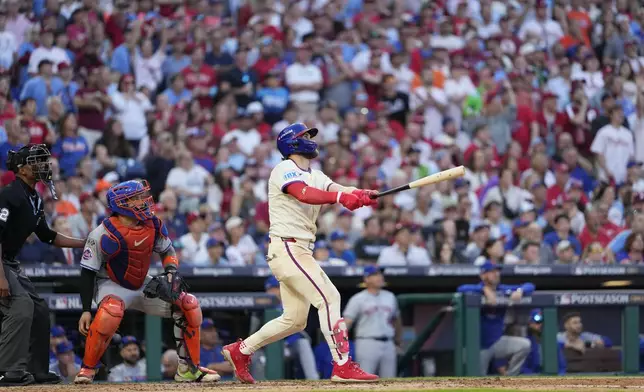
[134,35,167,93]
[350,32,394,74]
[0,13,17,70]
[28,29,71,74]
[224,216,259,265]
[444,63,477,130]
[591,105,635,184]
[377,225,431,266]
[166,150,213,211]
[285,43,323,118]
[517,0,564,50]
[220,110,262,156]
[179,212,210,265]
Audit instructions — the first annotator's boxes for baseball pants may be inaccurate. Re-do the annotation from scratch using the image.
[0,264,50,375]
[355,339,397,378]
[480,335,531,376]
[244,239,346,363]
[95,277,171,317]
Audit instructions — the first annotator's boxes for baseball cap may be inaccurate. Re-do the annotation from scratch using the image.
[627,161,643,169]
[206,238,221,248]
[329,230,347,242]
[201,318,215,329]
[225,216,244,232]
[363,265,384,277]
[338,210,354,218]
[247,101,264,114]
[186,212,201,226]
[529,309,543,323]
[472,221,490,232]
[79,192,94,204]
[314,240,328,249]
[480,260,502,273]
[119,335,138,349]
[55,341,74,354]
[51,325,66,338]
[264,276,279,290]
[556,240,572,252]
[454,178,470,189]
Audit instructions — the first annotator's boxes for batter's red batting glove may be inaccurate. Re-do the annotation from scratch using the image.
[338,192,362,211]
[352,189,379,207]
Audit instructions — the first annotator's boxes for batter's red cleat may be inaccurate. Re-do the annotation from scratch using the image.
[331,359,379,382]
[222,340,255,384]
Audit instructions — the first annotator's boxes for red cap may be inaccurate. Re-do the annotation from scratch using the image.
[58,62,70,71]
[154,203,166,213]
[556,163,570,173]
[186,212,201,226]
[542,91,557,101]
[546,198,562,211]
[79,192,94,204]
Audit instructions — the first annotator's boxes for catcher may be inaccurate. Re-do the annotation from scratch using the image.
[74,180,220,384]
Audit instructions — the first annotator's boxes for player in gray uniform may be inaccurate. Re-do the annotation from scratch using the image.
[343,266,401,378]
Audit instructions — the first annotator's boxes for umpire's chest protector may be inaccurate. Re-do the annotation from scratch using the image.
[100,216,161,290]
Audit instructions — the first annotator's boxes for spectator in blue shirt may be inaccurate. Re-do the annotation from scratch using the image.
[256,68,289,125]
[110,26,139,76]
[200,318,234,380]
[521,309,567,375]
[162,38,190,82]
[328,230,357,265]
[0,118,26,170]
[543,214,582,255]
[58,62,79,113]
[457,261,534,376]
[19,59,64,116]
[162,73,192,106]
[51,113,89,177]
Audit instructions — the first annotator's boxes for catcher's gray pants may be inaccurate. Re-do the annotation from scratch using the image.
[355,338,397,378]
[0,264,50,375]
[480,336,531,376]
[95,277,171,316]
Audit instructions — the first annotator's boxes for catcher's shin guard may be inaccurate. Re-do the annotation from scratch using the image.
[83,295,124,368]
[173,292,203,366]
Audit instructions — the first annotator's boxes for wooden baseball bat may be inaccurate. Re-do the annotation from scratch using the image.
[370,165,466,199]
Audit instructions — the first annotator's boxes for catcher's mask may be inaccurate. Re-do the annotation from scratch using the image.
[7,144,57,199]
[106,180,155,221]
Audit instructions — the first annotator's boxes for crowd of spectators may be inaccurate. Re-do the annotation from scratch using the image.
[2,0,644,272]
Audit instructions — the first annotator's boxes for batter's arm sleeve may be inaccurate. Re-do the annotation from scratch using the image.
[79,267,97,312]
[284,181,339,205]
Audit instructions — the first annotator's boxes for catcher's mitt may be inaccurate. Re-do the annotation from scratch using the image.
[143,270,189,303]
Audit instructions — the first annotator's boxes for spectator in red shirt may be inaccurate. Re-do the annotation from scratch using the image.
[546,163,570,205]
[253,37,279,84]
[18,98,52,145]
[74,65,111,150]
[181,46,217,108]
[579,209,612,249]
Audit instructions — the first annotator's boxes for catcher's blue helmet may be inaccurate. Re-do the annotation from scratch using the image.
[106,180,154,221]
[276,123,319,159]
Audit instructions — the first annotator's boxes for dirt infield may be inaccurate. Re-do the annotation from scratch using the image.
[12,377,644,392]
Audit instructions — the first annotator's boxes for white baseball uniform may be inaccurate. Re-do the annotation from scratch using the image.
[80,224,172,317]
[242,159,347,363]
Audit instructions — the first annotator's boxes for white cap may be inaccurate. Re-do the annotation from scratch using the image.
[225,216,244,232]
[247,101,264,114]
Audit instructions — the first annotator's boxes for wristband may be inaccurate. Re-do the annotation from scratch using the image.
[163,255,179,270]
[336,192,342,203]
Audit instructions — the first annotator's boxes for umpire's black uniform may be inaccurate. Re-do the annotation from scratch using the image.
[0,145,62,386]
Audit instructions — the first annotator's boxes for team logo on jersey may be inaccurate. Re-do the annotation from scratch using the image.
[283,171,300,180]
[82,248,93,260]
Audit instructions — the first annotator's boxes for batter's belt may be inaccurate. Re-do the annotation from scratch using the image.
[268,236,315,251]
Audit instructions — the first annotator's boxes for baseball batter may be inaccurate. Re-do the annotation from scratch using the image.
[74,180,219,384]
[223,123,379,383]
[344,266,401,378]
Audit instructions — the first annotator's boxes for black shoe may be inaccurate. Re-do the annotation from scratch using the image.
[0,370,35,386]
[34,371,62,384]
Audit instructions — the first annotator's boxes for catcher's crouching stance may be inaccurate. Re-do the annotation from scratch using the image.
[74,180,219,384]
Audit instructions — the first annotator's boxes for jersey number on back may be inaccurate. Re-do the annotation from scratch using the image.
[0,208,9,222]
